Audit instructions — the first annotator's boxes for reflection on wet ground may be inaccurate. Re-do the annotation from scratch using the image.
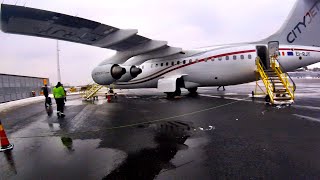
[0,79,319,179]
[104,121,193,179]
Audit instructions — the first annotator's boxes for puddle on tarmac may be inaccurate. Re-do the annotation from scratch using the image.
[102,120,196,179]
[0,137,126,180]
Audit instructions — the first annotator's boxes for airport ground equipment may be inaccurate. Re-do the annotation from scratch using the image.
[254,56,296,105]
[81,83,103,100]
[0,120,14,152]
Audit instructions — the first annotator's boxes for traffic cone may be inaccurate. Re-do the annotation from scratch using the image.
[0,120,14,152]
[107,95,111,103]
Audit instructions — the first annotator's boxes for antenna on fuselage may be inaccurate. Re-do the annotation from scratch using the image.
[23,0,27,6]
[15,0,19,5]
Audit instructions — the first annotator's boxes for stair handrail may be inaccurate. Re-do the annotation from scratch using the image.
[256,57,275,103]
[82,83,103,99]
[256,57,276,90]
[275,60,296,92]
[271,57,295,100]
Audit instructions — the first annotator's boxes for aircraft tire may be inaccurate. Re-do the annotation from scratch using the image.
[165,88,181,99]
[187,87,198,93]
[175,88,181,96]
[265,94,271,102]
[166,92,175,98]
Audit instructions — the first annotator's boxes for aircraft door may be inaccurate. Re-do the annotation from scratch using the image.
[256,46,268,69]
[268,41,280,68]
[268,41,279,58]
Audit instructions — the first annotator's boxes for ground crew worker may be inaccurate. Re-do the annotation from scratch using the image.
[43,84,49,98]
[42,84,51,107]
[53,82,66,118]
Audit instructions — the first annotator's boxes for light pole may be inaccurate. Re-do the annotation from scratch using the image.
[56,40,61,82]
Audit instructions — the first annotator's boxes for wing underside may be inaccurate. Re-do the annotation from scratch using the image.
[0,4,185,64]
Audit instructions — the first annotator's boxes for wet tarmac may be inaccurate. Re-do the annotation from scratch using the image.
[0,78,320,179]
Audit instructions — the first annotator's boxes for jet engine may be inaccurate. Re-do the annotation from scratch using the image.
[117,65,142,82]
[91,64,126,85]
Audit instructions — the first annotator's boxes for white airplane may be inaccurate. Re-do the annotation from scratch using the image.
[1,0,320,99]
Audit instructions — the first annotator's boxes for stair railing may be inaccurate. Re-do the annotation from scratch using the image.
[256,57,275,104]
[271,56,296,100]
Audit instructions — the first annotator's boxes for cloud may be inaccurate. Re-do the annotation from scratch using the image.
[1,0,318,85]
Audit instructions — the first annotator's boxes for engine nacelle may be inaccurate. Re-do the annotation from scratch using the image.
[91,64,126,85]
[117,65,142,82]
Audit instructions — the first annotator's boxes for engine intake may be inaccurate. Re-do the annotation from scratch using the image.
[130,66,142,78]
[91,64,126,85]
[117,65,142,82]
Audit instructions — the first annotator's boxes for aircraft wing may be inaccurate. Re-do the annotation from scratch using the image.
[0,4,183,64]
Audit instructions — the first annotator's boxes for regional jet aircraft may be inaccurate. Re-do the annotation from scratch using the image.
[1,0,320,100]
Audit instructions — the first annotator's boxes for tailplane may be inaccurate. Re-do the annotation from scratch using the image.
[261,0,320,46]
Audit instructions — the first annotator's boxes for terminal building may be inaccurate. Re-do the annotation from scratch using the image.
[0,73,49,103]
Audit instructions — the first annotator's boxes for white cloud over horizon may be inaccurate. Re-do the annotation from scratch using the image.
[0,0,319,86]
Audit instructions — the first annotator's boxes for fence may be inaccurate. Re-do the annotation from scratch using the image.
[0,74,49,103]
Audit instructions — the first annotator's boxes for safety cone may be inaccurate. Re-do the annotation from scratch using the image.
[107,95,111,103]
[0,120,14,152]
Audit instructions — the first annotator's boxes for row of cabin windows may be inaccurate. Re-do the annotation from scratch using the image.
[145,54,252,68]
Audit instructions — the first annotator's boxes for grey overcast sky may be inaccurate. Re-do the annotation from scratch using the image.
[0,0,317,86]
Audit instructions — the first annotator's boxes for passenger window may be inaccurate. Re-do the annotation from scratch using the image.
[172,62,174,66]
[177,61,180,65]
[248,54,252,59]
[156,64,158,67]
[161,63,163,66]
[183,60,186,64]
[166,62,169,66]
[218,57,222,61]
[189,59,192,63]
[233,55,237,60]
[211,58,215,61]
[240,55,244,59]
[226,56,229,60]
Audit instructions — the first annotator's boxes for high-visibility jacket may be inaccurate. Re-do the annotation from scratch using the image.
[53,86,66,99]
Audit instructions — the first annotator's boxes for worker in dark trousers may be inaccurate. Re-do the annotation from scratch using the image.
[53,82,66,118]
[42,84,51,107]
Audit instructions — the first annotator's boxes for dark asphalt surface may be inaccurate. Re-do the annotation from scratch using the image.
[0,79,320,179]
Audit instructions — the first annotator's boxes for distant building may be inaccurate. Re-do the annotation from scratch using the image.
[288,71,320,78]
[0,73,49,103]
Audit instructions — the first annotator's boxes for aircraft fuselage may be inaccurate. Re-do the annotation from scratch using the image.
[114,44,320,89]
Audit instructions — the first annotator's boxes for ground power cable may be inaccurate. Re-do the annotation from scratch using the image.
[4,96,252,140]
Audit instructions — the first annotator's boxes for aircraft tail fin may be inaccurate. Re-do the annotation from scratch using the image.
[262,0,320,46]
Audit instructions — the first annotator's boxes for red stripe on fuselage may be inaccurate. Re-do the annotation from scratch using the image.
[279,48,320,52]
[116,49,256,85]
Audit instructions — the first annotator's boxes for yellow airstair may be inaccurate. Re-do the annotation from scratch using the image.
[81,83,103,100]
[254,55,296,105]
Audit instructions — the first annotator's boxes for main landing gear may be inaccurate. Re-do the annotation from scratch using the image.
[165,88,181,99]
[187,87,197,94]
[187,87,198,97]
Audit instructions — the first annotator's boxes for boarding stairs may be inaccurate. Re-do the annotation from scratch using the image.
[81,83,103,100]
[255,56,296,105]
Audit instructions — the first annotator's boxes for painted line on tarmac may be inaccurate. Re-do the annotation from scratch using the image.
[199,94,264,103]
[293,114,320,122]
[293,105,320,111]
